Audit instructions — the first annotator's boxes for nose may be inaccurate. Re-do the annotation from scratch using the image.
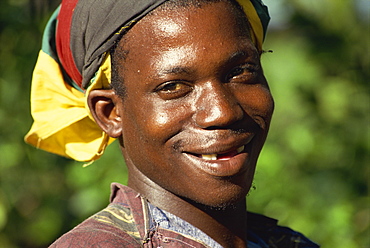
[194,82,244,129]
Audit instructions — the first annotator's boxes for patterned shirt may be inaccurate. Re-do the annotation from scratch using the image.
[49,183,320,247]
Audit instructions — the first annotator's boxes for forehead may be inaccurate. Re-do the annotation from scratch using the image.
[121,1,251,51]
[113,1,257,81]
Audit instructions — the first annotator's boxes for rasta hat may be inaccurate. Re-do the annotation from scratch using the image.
[25,0,270,163]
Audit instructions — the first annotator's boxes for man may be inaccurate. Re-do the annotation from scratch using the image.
[25,0,319,247]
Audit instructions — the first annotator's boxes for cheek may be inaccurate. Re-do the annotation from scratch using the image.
[122,98,191,146]
[252,87,274,118]
[235,86,274,128]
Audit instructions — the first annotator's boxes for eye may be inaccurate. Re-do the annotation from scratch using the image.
[226,63,259,83]
[155,81,193,100]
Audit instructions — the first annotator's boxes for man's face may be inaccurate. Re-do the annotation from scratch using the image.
[115,2,274,207]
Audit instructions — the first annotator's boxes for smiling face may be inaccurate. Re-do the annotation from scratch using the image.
[112,1,274,207]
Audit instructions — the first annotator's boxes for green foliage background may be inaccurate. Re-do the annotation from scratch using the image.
[0,0,368,247]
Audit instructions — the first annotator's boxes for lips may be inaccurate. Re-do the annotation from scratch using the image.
[181,134,255,177]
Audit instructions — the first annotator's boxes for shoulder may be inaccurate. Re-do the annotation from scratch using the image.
[247,212,320,248]
[49,204,142,248]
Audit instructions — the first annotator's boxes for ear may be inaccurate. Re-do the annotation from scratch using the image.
[87,89,122,138]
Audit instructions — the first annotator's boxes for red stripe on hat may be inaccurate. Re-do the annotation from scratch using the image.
[56,0,83,87]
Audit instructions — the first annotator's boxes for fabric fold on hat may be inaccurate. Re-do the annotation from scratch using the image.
[25,7,115,162]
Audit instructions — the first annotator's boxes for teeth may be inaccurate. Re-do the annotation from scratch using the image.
[201,146,245,161]
[202,154,217,160]
[237,145,244,153]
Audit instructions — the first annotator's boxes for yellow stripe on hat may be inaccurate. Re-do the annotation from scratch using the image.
[236,0,264,51]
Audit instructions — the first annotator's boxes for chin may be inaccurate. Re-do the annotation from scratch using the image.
[184,182,250,210]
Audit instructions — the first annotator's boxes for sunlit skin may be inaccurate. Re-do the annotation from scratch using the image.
[88,2,274,247]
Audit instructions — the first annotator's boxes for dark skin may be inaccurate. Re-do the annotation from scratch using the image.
[88,2,274,247]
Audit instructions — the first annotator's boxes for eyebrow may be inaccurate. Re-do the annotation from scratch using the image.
[154,49,255,78]
[156,66,194,77]
[227,50,250,64]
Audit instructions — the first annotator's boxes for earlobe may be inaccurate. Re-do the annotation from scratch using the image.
[87,89,122,138]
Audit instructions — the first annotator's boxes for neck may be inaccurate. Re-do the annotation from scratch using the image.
[127,166,248,248]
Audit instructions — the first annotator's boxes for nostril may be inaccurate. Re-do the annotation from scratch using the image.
[193,82,245,129]
[194,100,244,129]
